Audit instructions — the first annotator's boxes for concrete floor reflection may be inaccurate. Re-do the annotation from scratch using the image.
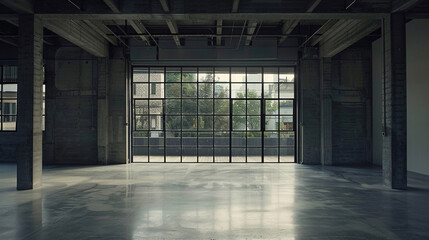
[0,163,428,239]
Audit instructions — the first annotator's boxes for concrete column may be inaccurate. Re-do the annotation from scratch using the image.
[43,46,57,164]
[97,58,109,164]
[299,49,321,165]
[320,57,332,165]
[17,15,44,190]
[107,48,128,163]
[382,13,407,189]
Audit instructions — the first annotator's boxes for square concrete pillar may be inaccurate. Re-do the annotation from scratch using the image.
[17,15,44,190]
[382,13,407,189]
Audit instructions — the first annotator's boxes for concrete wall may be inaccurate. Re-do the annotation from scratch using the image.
[372,38,383,166]
[330,48,372,165]
[300,53,321,164]
[406,20,429,175]
[44,47,98,164]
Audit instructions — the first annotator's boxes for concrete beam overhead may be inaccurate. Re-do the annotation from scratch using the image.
[44,20,108,57]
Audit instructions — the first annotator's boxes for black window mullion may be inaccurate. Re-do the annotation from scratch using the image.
[277,67,280,163]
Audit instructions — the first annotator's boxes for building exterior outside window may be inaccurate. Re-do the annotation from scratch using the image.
[0,66,18,131]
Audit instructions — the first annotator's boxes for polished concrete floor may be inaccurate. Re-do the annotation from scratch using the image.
[0,163,428,240]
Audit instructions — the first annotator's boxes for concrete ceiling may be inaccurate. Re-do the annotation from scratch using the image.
[0,0,427,57]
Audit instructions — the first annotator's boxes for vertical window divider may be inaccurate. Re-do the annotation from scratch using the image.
[277,67,280,163]
[245,67,248,163]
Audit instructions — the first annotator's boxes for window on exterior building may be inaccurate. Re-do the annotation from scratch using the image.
[0,66,18,131]
[151,83,157,95]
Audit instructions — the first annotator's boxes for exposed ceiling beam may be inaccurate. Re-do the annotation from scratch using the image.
[103,0,120,13]
[44,20,108,57]
[0,36,18,46]
[392,0,422,12]
[32,13,387,21]
[310,19,339,46]
[216,19,222,46]
[6,18,53,45]
[129,20,151,45]
[245,20,258,46]
[232,0,240,13]
[0,0,33,13]
[159,0,170,12]
[83,20,118,46]
[279,0,322,44]
[166,19,181,46]
[319,19,380,57]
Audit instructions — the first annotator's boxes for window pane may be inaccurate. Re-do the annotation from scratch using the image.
[231,83,245,98]
[247,83,262,98]
[247,116,260,130]
[135,115,148,130]
[264,83,278,98]
[198,99,213,114]
[280,83,294,98]
[199,83,213,98]
[247,131,262,146]
[165,83,181,98]
[182,132,197,146]
[215,132,229,147]
[150,67,164,82]
[149,115,163,130]
[133,83,148,98]
[265,100,278,115]
[247,67,262,82]
[247,100,260,115]
[198,67,214,82]
[232,132,246,147]
[232,116,246,130]
[182,67,197,82]
[198,132,213,147]
[215,67,229,82]
[264,67,278,82]
[165,116,181,130]
[133,67,148,82]
[264,132,278,147]
[182,83,197,97]
[214,116,229,130]
[247,148,261,163]
[231,67,245,82]
[2,116,16,131]
[265,116,278,130]
[280,116,293,131]
[232,100,245,115]
[149,131,164,145]
[135,100,148,114]
[2,66,18,83]
[166,99,181,114]
[215,148,229,162]
[198,116,213,130]
[182,99,197,114]
[214,99,229,114]
[166,67,181,82]
[214,83,229,98]
[232,148,246,162]
[280,100,293,115]
[166,131,181,146]
[149,100,163,114]
[280,132,294,147]
[2,84,17,93]
[149,83,164,98]
[279,67,294,82]
[182,116,197,130]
